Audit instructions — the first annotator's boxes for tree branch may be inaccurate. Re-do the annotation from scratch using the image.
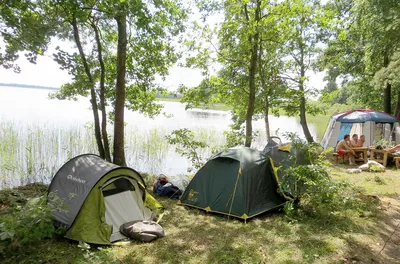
[209,40,244,64]
[279,73,299,83]
[290,50,301,65]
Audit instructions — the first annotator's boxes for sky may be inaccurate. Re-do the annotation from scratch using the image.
[0,46,326,92]
[0,41,205,89]
[0,21,326,92]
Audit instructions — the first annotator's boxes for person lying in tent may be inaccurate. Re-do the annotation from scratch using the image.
[336,134,356,165]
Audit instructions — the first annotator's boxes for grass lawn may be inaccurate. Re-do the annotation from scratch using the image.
[1,164,399,264]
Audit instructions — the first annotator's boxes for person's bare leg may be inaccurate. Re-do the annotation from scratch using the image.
[344,150,356,165]
[349,155,356,165]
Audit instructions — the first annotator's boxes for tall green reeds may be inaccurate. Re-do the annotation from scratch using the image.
[0,118,301,189]
[0,121,97,188]
[0,121,229,189]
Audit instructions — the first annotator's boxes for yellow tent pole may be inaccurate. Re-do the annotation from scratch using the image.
[227,167,242,219]
[270,158,294,201]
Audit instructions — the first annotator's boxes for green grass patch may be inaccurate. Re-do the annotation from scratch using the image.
[329,165,400,196]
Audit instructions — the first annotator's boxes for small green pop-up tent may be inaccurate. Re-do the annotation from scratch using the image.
[179,147,290,220]
[47,154,161,245]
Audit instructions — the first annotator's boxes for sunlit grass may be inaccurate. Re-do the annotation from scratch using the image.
[329,164,400,196]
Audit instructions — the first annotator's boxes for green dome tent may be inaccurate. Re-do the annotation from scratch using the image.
[179,147,291,220]
[47,154,161,245]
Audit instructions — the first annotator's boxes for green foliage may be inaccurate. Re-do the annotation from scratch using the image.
[2,0,190,163]
[0,183,48,213]
[0,0,57,71]
[279,133,368,220]
[373,175,386,184]
[223,129,245,148]
[75,242,118,264]
[0,195,63,251]
[373,137,395,148]
[165,128,208,172]
[320,0,400,115]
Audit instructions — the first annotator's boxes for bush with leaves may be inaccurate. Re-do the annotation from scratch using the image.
[0,194,65,252]
[279,133,373,218]
[278,132,330,197]
[223,129,245,148]
[165,129,208,172]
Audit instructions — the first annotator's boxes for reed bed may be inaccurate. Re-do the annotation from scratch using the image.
[0,118,321,189]
[0,121,227,189]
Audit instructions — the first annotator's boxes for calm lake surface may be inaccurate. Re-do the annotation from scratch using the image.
[0,86,318,188]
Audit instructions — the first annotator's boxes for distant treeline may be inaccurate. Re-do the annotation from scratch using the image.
[0,83,59,91]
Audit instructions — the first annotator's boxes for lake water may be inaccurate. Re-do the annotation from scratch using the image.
[0,85,318,188]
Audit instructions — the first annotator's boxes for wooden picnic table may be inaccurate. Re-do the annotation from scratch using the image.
[369,148,390,167]
[351,147,369,164]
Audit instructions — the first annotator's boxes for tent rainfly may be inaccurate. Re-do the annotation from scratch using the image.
[47,154,160,244]
[321,109,400,149]
[179,146,291,220]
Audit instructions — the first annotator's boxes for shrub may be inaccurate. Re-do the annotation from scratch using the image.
[0,195,64,252]
[165,129,208,172]
[280,133,371,219]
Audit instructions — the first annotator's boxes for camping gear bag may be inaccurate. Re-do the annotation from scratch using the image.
[120,220,165,242]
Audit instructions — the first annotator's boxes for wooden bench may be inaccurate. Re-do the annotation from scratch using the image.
[332,153,345,164]
[394,157,400,169]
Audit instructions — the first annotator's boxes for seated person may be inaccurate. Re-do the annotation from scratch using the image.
[336,134,356,165]
[350,134,359,147]
[357,135,366,147]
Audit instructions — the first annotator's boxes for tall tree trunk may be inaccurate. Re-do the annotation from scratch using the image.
[383,51,392,114]
[299,44,314,143]
[258,40,271,140]
[91,19,111,162]
[395,87,400,118]
[71,17,105,158]
[244,1,261,147]
[264,97,271,139]
[113,12,127,166]
[384,82,392,114]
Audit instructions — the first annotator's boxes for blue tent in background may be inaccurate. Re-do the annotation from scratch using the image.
[333,110,399,123]
[321,109,400,149]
